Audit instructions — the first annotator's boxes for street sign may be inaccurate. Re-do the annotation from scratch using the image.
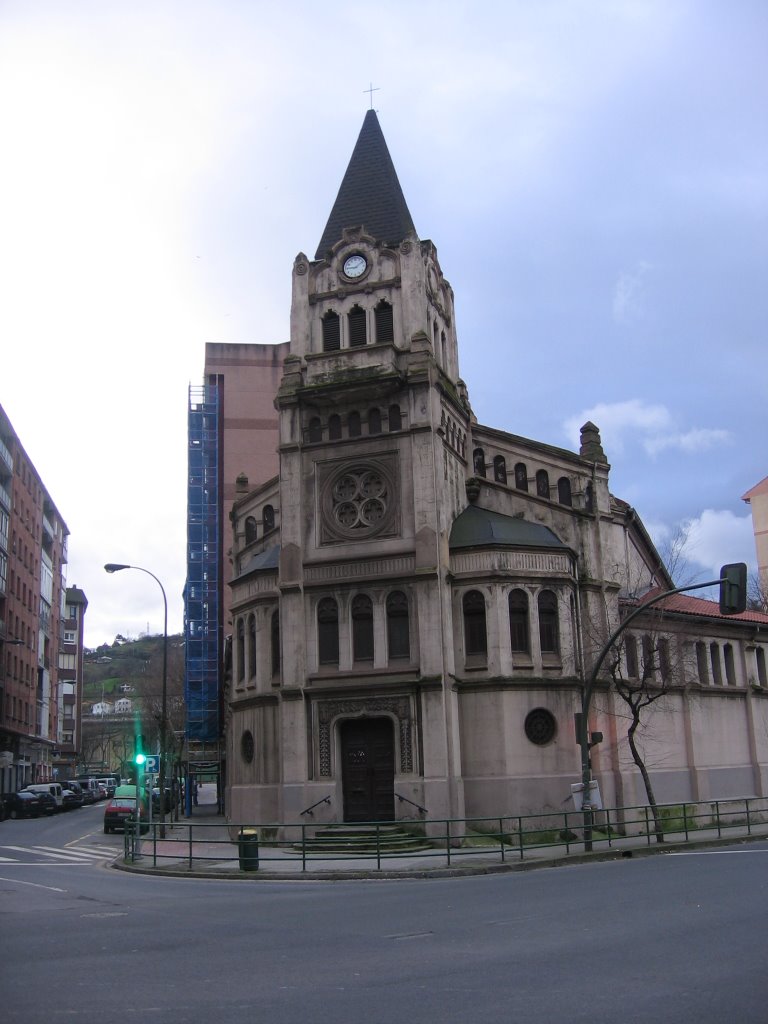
[144,755,160,774]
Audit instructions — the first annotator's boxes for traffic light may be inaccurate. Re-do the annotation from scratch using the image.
[719,563,747,616]
[134,734,146,767]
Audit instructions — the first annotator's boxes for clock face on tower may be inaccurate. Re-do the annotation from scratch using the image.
[342,254,368,279]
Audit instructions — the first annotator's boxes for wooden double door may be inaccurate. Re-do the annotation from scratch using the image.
[340,717,395,822]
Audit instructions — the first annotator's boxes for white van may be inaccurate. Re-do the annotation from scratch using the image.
[25,783,64,810]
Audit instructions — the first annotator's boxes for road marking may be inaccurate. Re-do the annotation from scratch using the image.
[32,845,114,860]
[0,875,67,891]
[668,849,768,856]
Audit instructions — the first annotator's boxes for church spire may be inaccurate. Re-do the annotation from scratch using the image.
[315,110,416,260]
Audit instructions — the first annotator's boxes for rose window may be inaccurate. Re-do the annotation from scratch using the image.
[330,468,390,533]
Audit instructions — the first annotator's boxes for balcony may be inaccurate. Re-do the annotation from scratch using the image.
[0,437,11,471]
[0,481,10,512]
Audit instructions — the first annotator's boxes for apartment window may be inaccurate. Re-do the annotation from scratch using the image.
[538,591,559,654]
[318,598,339,666]
[375,300,394,343]
[386,591,410,660]
[463,590,487,658]
[348,305,367,347]
[322,310,340,351]
[508,589,530,653]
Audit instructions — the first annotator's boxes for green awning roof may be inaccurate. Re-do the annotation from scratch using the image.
[449,505,567,551]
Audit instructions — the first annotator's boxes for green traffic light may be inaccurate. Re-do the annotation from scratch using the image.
[135,752,146,766]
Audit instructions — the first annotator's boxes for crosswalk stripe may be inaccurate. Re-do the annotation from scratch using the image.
[0,845,117,862]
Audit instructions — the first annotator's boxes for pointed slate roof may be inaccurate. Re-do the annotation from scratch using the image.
[315,110,416,259]
[450,505,568,551]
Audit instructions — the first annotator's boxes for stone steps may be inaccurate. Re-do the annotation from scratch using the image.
[295,823,432,855]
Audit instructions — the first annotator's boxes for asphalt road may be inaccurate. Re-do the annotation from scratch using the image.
[1,807,767,1023]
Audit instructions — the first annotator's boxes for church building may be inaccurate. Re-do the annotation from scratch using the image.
[216,112,768,829]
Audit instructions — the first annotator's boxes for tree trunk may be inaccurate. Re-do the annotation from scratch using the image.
[627,716,665,843]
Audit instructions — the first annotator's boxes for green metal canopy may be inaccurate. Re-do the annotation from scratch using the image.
[449,505,567,551]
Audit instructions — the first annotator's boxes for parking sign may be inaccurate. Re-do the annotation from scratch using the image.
[144,754,160,774]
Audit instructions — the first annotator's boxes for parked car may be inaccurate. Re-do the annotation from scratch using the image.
[103,796,148,834]
[62,788,83,811]
[4,791,44,819]
[24,783,64,810]
[96,783,109,801]
[34,790,58,815]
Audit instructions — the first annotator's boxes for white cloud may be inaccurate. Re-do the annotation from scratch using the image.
[643,427,731,458]
[612,260,652,324]
[683,510,757,577]
[564,401,731,461]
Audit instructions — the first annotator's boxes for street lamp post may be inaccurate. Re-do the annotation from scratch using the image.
[104,563,168,838]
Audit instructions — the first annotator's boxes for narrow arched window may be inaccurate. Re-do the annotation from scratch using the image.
[263,505,275,532]
[348,411,361,438]
[625,635,638,677]
[508,589,529,653]
[536,469,550,498]
[348,305,367,347]
[585,482,594,513]
[710,643,722,685]
[493,456,507,484]
[440,329,447,365]
[248,614,256,681]
[329,414,342,440]
[375,300,394,343]
[236,619,245,682]
[308,417,322,443]
[514,463,528,491]
[473,448,486,477]
[318,598,339,666]
[538,591,559,654]
[557,477,572,506]
[696,641,709,684]
[271,610,280,678]
[386,591,410,661]
[756,647,767,687]
[463,590,487,658]
[322,310,340,351]
[368,408,382,435]
[659,638,671,681]
[723,643,735,685]
[245,516,257,546]
[352,594,374,662]
[388,404,402,432]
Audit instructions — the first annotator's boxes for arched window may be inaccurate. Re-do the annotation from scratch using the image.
[322,310,340,351]
[723,643,735,685]
[386,591,410,660]
[271,610,280,678]
[308,418,322,443]
[625,635,639,677]
[318,598,339,666]
[329,414,342,440]
[536,469,550,498]
[756,647,767,687]
[584,482,594,513]
[236,619,245,682]
[493,456,507,484]
[696,641,709,684]
[348,411,361,437]
[659,638,671,681]
[463,590,487,658]
[368,408,382,435]
[263,505,275,532]
[388,404,402,432]
[710,643,722,685]
[508,589,529,653]
[440,329,447,365]
[557,477,572,506]
[245,516,257,545]
[375,300,394,343]
[248,614,256,681]
[538,591,559,654]
[473,448,486,477]
[348,305,367,347]
[352,594,374,662]
[514,463,528,491]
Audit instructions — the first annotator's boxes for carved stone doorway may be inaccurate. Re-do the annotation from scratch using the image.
[340,717,395,822]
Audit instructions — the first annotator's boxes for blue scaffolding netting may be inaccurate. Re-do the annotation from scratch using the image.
[184,381,221,742]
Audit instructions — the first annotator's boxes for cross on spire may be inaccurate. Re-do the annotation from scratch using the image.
[364,83,380,109]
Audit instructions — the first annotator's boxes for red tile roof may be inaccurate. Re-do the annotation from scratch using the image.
[625,588,768,625]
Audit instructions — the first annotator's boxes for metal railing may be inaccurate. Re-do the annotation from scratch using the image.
[122,796,768,872]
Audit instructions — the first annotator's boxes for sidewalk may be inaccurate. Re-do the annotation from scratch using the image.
[115,805,768,881]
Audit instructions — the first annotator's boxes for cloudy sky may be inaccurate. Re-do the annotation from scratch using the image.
[1,1,765,647]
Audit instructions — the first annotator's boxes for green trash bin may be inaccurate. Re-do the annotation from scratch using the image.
[238,828,259,871]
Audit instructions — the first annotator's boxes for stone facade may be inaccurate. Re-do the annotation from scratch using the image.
[223,113,768,828]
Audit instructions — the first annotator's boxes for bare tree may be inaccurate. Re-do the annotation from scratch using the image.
[748,571,768,614]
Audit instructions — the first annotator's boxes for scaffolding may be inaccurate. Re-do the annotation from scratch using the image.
[185,380,222,749]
